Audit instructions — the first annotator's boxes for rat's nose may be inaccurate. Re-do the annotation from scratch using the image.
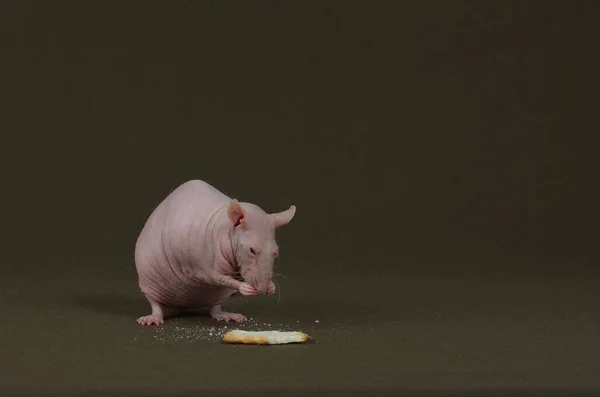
[255,282,268,295]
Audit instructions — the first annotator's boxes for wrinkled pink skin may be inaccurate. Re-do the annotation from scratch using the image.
[134,179,296,326]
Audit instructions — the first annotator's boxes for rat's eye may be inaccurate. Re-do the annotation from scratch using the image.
[249,247,256,255]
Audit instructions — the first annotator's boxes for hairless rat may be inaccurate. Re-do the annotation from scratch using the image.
[134,179,296,326]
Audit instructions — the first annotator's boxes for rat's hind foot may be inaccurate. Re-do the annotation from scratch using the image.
[212,312,247,323]
[209,305,247,323]
[137,297,165,326]
[137,315,164,326]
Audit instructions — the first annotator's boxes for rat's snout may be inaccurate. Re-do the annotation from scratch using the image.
[254,280,270,295]
[243,257,273,295]
[252,268,272,295]
[257,286,268,295]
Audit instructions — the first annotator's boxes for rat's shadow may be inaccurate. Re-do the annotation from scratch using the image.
[57,292,149,318]
[56,292,213,320]
[58,292,410,326]
[226,297,409,327]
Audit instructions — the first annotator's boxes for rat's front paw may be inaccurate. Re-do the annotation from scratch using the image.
[266,280,276,295]
[239,282,258,296]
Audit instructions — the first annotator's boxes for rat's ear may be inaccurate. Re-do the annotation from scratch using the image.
[227,199,247,228]
[271,205,296,228]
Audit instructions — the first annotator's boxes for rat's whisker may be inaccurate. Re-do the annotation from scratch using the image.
[274,279,282,304]
[273,272,291,284]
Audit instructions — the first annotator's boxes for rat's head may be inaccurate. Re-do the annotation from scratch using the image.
[226,199,296,294]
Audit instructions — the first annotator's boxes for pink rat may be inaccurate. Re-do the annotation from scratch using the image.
[134,179,296,326]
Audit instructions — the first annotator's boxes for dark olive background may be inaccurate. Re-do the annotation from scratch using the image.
[1,1,599,396]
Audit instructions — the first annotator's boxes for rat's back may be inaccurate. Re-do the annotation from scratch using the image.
[134,179,232,307]
[137,179,229,239]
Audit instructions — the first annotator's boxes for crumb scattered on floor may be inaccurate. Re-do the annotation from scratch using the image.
[147,317,316,344]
